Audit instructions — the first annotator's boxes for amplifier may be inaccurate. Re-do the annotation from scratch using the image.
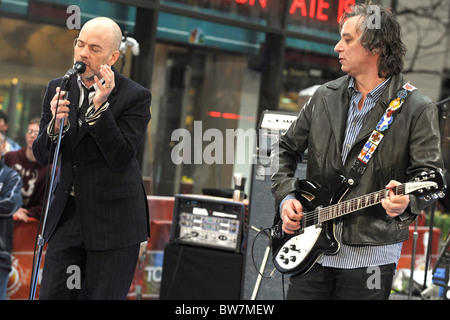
[170,194,246,253]
[258,110,298,156]
[259,110,298,131]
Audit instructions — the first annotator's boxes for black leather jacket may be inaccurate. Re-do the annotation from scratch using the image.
[271,74,444,246]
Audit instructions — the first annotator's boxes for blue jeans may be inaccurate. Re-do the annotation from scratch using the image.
[0,267,10,300]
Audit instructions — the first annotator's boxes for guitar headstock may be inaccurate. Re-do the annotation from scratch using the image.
[404,170,447,200]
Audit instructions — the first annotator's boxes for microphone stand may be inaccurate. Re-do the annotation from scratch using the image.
[422,97,448,291]
[29,78,71,300]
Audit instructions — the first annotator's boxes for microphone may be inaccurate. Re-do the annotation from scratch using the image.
[63,61,86,81]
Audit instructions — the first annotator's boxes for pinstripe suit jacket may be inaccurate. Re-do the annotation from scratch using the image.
[33,68,151,251]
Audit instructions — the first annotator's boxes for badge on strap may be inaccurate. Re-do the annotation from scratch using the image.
[358,83,416,165]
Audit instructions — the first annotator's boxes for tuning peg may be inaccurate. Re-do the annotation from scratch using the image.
[438,192,446,198]
[424,195,431,201]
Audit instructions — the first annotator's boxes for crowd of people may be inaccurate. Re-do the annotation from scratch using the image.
[0,114,50,299]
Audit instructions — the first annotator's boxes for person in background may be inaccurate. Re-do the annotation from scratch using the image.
[4,117,49,222]
[0,131,23,299]
[0,110,21,154]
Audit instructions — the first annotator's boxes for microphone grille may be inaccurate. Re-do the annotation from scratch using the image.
[74,61,86,74]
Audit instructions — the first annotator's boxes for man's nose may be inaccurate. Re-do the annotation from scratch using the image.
[334,40,343,53]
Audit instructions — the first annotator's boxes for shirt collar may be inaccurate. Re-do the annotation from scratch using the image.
[77,75,105,91]
[347,76,391,101]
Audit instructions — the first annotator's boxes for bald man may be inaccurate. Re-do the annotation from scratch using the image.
[33,17,151,300]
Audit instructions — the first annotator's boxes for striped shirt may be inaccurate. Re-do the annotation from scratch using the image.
[341,78,388,163]
[77,77,109,126]
[47,77,109,140]
[280,77,403,269]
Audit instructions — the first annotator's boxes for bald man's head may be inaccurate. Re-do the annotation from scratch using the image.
[73,17,122,85]
[80,17,122,53]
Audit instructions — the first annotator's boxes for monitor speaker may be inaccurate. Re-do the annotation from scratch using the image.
[160,195,246,299]
[159,243,244,299]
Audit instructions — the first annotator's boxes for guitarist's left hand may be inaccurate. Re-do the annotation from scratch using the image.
[381,180,410,217]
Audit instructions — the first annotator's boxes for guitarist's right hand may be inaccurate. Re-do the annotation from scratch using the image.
[281,199,303,234]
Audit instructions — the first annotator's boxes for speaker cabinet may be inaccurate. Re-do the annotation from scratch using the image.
[160,243,244,299]
[242,155,306,300]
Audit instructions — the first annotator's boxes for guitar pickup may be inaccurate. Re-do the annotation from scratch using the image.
[315,206,323,228]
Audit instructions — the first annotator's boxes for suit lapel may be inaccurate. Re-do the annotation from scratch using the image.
[71,79,87,149]
[67,79,81,148]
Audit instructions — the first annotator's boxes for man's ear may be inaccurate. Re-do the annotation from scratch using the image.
[108,50,120,66]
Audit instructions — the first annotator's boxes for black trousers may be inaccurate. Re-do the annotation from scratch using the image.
[286,262,396,300]
[39,198,140,300]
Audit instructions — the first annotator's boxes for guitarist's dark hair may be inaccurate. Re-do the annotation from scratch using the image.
[339,3,406,78]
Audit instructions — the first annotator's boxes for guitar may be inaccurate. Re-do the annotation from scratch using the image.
[271,170,446,276]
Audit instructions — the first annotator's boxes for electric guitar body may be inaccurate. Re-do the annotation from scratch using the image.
[272,175,348,276]
[271,171,446,277]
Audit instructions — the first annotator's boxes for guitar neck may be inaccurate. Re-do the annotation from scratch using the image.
[319,185,404,222]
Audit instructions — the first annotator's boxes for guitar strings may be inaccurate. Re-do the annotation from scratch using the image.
[297,185,403,226]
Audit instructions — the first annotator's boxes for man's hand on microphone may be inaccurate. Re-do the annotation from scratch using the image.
[50,87,70,132]
[93,64,115,109]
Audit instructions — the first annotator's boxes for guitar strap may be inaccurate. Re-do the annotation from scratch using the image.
[346,82,417,185]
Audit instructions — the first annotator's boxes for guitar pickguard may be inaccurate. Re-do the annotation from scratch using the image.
[273,224,323,274]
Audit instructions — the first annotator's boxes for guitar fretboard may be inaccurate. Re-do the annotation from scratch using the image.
[318,185,404,223]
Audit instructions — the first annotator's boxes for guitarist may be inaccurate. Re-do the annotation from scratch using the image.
[271,4,444,300]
